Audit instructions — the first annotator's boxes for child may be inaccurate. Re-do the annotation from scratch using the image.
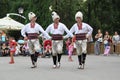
[68,42,74,61]
[65,37,71,55]
[9,37,17,64]
[103,46,110,56]
[44,44,52,58]
[72,35,76,55]
[42,40,52,58]
[103,36,112,56]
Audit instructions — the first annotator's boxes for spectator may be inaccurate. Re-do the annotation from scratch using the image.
[65,37,71,55]
[22,42,30,56]
[44,44,52,58]
[39,44,43,55]
[42,40,52,58]
[1,30,7,43]
[9,37,17,64]
[103,31,110,48]
[0,32,2,45]
[112,31,120,53]
[103,31,113,56]
[94,29,103,55]
[15,43,21,56]
[68,42,74,61]
[103,36,112,56]
[1,43,9,56]
[72,35,76,55]
[0,32,2,56]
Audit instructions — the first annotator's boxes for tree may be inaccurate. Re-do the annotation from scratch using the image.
[86,0,120,35]
[0,0,120,38]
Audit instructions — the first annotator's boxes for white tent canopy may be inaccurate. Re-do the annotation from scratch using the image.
[0,16,25,30]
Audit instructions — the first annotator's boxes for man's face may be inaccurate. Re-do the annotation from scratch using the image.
[115,32,118,35]
[31,16,37,22]
[54,18,60,23]
[76,17,82,23]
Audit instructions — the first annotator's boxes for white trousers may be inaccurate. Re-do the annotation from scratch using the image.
[52,40,63,56]
[75,39,87,55]
[27,39,40,54]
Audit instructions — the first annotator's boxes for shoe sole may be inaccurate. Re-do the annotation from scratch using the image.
[31,66,37,68]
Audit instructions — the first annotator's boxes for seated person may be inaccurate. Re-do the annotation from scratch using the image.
[42,40,52,58]
[1,43,9,56]
[22,42,30,56]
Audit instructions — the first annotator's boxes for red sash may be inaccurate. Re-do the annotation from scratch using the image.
[27,33,38,39]
[76,33,86,40]
[52,34,63,40]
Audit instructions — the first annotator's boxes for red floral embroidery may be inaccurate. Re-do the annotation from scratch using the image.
[30,23,35,28]
[54,23,58,29]
[77,23,82,30]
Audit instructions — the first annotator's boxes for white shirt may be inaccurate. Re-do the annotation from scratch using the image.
[112,35,120,45]
[70,22,93,37]
[113,35,120,41]
[21,23,51,39]
[46,22,73,38]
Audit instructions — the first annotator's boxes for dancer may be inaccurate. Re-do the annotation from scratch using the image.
[70,11,93,69]
[46,11,73,68]
[21,12,51,68]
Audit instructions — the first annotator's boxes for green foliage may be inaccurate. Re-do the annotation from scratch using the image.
[0,0,120,39]
[86,0,120,35]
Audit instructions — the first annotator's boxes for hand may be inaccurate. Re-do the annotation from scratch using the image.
[24,37,28,41]
[63,36,67,39]
[86,34,89,39]
[47,37,52,40]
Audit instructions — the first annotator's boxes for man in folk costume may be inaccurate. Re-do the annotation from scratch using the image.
[46,11,73,68]
[21,12,51,68]
[70,11,93,69]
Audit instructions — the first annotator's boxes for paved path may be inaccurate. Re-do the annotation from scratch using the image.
[0,55,120,80]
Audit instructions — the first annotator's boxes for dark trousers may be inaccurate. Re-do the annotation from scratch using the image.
[52,54,62,65]
[78,53,86,65]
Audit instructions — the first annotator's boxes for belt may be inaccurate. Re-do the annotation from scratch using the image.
[27,33,38,39]
[76,33,86,40]
[52,34,63,40]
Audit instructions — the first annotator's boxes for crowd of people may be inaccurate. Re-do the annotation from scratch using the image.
[0,32,28,57]
[0,11,120,70]
[94,29,120,56]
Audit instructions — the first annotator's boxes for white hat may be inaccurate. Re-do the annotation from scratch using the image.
[51,11,60,21]
[75,11,83,21]
[28,12,36,20]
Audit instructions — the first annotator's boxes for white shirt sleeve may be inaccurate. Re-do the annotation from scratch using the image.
[21,25,27,37]
[45,25,51,34]
[70,24,75,34]
[86,23,93,37]
[63,24,73,38]
[38,25,51,39]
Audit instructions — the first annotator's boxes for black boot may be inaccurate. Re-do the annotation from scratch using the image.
[58,54,62,63]
[82,53,86,64]
[78,55,82,69]
[78,55,82,65]
[82,53,87,69]
[30,54,36,68]
[34,52,39,62]
[30,52,39,68]
[57,54,62,68]
[52,56,57,68]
